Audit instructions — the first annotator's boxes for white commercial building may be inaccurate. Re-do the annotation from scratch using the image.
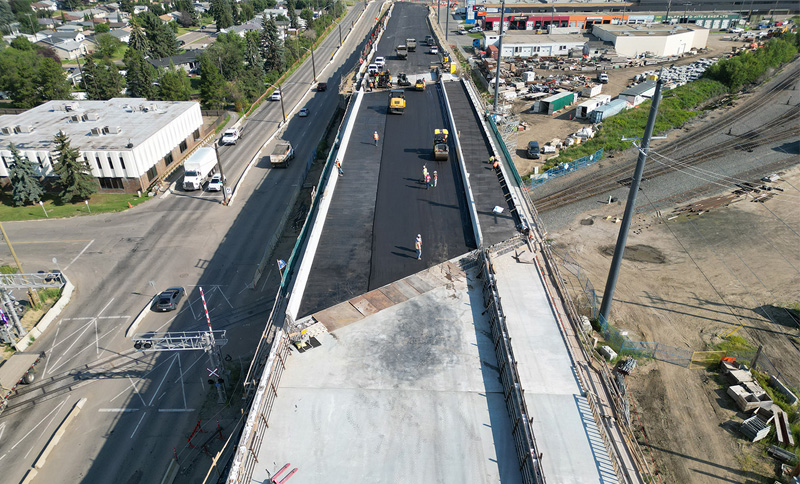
[483,32,601,58]
[592,23,709,57]
[0,98,204,193]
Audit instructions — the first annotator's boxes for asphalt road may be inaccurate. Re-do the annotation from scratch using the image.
[298,2,475,317]
[0,3,383,483]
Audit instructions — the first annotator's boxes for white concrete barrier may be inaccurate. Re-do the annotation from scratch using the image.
[16,279,74,352]
[34,397,87,470]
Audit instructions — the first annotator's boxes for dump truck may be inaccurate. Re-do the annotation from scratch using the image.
[396,44,408,59]
[389,90,406,114]
[0,352,45,414]
[397,73,411,86]
[268,142,295,168]
[415,78,425,91]
[433,129,449,161]
[183,147,218,190]
[406,38,416,52]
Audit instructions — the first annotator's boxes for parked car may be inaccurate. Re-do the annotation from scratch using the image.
[527,141,540,159]
[317,82,327,91]
[375,56,386,68]
[207,174,225,192]
[220,128,240,145]
[469,27,483,33]
[367,63,378,74]
[270,91,281,101]
[430,46,439,55]
[298,107,309,117]
[597,72,609,84]
[154,287,185,311]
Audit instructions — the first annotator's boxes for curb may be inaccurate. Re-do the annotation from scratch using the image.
[125,295,157,338]
[34,397,87,470]
[159,458,180,484]
[15,280,74,352]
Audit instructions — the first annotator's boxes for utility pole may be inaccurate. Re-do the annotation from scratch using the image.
[310,41,317,82]
[213,143,228,205]
[598,74,665,325]
[445,1,450,40]
[492,0,506,112]
[278,84,286,123]
[0,222,39,306]
[338,22,342,46]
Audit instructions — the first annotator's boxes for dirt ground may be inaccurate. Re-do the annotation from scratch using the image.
[506,32,748,177]
[549,161,800,483]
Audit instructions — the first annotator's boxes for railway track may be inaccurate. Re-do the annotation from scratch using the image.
[0,350,151,418]
[531,63,800,213]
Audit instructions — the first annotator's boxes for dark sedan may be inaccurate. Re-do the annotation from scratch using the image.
[154,287,185,311]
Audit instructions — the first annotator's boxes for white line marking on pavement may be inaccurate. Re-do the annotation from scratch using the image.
[216,286,233,309]
[0,422,5,441]
[130,412,147,439]
[64,239,94,270]
[128,376,147,406]
[178,354,187,409]
[43,321,61,376]
[174,353,204,382]
[148,354,178,407]
[260,268,273,292]
[63,316,130,321]
[99,408,139,413]
[158,409,196,413]
[12,398,69,450]
[94,318,99,355]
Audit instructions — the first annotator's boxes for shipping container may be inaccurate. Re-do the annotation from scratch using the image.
[580,84,603,98]
[575,95,612,119]
[538,91,576,115]
[589,98,629,123]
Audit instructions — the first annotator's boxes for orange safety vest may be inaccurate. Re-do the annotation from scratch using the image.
[415,240,421,250]
[373,132,379,140]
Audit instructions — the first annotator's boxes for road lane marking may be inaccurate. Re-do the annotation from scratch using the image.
[43,321,61,376]
[128,376,148,406]
[48,299,114,372]
[130,412,147,439]
[11,398,69,450]
[12,240,92,244]
[174,353,204,382]
[63,239,94,270]
[216,286,233,308]
[48,327,116,374]
[158,409,196,412]
[98,408,139,413]
[148,354,178,407]
[178,354,187,409]
[63,316,130,320]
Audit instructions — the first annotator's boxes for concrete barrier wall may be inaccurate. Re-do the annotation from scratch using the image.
[16,279,74,352]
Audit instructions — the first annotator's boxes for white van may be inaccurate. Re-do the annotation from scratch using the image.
[367,63,378,74]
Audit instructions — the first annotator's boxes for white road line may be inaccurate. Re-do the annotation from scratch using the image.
[11,398,69,450]
[237,282,250,295]
[128,376,148,406]
[98,408,139,413]
[174,353,205,382]
[48,327,116,374]
[130,412,147,439]
[260,268,274,292]
[216,286,233,309]
[158,409,196,413]
[178,354,187,409]
[63,316,130,321]
[25,399,68,460]
[148,354,178,407]
[49,297,115,371]
[43,321,61,376]
[94,318,99,355]
[47,322,94,373]
[63,239,95,270]
[0,422,5,441]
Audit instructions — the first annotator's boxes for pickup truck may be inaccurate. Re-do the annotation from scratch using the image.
[0,352,44,414]
[396,44,408,59]
[220,128,240,145]
[268,142,295,168]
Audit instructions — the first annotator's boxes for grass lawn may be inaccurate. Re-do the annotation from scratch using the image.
[176,26,196,36]
[0,191,151,222]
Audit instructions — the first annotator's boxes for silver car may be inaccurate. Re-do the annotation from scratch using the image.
[207,174,225,192]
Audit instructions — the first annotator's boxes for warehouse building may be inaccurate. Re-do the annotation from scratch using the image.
[619,80,657,106]
[592,23,709,57]
[0,99,204,193]
[482,31,606,58]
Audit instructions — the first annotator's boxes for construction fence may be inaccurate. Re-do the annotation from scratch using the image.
[524,148,604,190]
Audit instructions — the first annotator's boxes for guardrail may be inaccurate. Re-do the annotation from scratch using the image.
[479,248,546,484]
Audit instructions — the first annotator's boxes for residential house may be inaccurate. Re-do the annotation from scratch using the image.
[147,51,199,73]
[56,23,84,33]
[133,5,149,15]
[53,41,88,60]
[109,29,130,43]
[31,0,57,12]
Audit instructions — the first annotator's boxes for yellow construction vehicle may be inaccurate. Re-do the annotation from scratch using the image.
[389,89,406,114]
[375,70,392,89]
[415,78,425,91]
[433,129,449,161]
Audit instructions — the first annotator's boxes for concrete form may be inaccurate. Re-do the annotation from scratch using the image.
[0,98,203,193]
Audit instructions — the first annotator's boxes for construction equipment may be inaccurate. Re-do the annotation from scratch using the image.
[396,44,407,59]
[375,70,392,89]
[396,73,411,86]
[415,78,425,91]
[388,89,406,114]
[433,129,449,161]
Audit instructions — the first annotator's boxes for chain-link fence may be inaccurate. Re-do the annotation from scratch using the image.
[524,148,604,190]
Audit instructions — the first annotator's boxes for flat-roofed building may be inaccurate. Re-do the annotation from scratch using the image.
[482,31,602,58]
[0,98,204,193]
[592,22,709,56]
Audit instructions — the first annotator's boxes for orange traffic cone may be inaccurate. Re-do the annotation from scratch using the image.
[127,202,133,208]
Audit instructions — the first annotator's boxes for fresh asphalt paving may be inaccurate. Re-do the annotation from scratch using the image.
[0,3,383,483]
[298,3,476,318]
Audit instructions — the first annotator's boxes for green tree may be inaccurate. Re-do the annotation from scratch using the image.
[300,7,313,30]
[199,55,226,108]
[120,0,134,14]
[123,47,158,99]
[94,32,122,58]
[206,32,244,81]
[287,0,298,28]
[52,132,96,204]
[94,22,109,34]
[128,20,150,56]
[243,30,264,74]
[82,58,124,100]
[260,16,283,73]
[210,0,233,30]
[10,36,33,50]
[7,143,42,206]
[240,2,254,22]
[157,63,192,100]
[140,12,178,58]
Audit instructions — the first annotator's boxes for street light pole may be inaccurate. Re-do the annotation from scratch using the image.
[446,1,449,40]
[278,84,286,123]
[310,41,317,82]
[492,0,506,112]
[213,143,228,205]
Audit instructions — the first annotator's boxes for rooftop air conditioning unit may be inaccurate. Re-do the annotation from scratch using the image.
[84,112,100,121]
[104,126,122,134]
[1,126,12,135]
[71,115,81,122]
[91,127,102,135]
[64,102,79,112]
[16,125,33,133]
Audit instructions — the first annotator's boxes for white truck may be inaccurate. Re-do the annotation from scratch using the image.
[268,142,295,168]
[220,128,240,145]
[182,147,218,191]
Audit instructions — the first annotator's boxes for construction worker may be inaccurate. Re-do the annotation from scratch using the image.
[373,131,379,145]
[422,165,428,184]
[492,158,500,170]
[415,234,422,260]
[433,171,438,188]
[488,155,495,165]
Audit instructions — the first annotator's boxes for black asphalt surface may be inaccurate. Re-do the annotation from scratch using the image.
[445,81,519,246]
[299,3,476,317]
[379,2,440,77]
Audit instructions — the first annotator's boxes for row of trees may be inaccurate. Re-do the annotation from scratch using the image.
[704,35,798,91]
[7,133,96,206]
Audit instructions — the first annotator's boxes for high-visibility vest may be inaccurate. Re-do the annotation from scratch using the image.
[373,132,379,140]
[415,240,421,250]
